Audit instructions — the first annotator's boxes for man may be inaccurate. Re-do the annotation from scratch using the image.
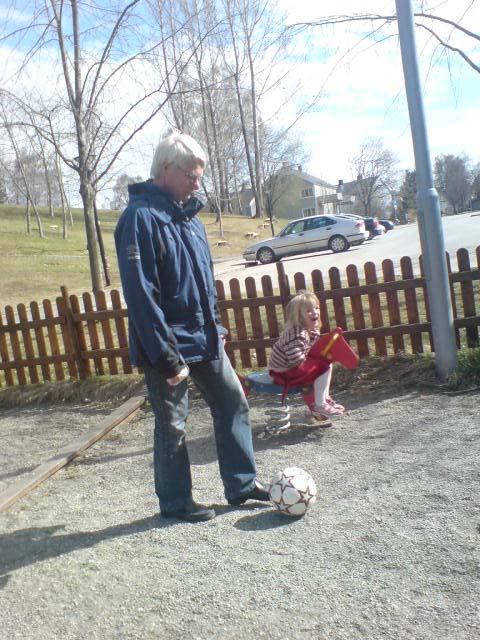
[115,131,269,522]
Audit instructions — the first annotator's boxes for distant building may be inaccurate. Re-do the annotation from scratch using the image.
[233,163,341,220]
[230,184,256,217]
[273,163,337,219]
[336,175,395,218]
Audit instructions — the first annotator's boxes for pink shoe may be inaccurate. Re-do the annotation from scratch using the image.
[327,396,345,412]
[310,403,344,418]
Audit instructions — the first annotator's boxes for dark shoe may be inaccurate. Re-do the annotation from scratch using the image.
[228,480,271,506]
[162,501,216,522]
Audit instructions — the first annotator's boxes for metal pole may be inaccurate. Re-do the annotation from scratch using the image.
[395,0,457,380]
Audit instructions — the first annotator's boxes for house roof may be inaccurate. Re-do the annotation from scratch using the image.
[340,178,368,196]
[237,187,254,206]
[279,165,336,189]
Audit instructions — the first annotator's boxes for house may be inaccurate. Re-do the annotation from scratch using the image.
[270,163,338,219]
[232,166,377,220]
[336,176,396,218]
[230,184,256,217]
[234,164,341,220]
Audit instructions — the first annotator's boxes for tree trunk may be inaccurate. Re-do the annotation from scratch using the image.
[79,178,103,292]
[198,71,222,225]
[55,152,68,236]
[93,196,111,286]
[62,195,67,240]
[25,199,31,234]
[246,30,264,219]
[40,149,54,217]
[30,196,44,238]
[224,1,258,217]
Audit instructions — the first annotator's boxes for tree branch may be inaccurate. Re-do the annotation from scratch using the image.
[417,23,480,74]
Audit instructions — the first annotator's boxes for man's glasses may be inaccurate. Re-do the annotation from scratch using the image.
[166,162,203,184]
[183,169,203,184]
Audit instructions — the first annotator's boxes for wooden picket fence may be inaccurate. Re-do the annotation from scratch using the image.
[0,247,479,388]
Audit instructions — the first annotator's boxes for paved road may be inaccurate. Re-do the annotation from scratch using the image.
[214,212,480,287]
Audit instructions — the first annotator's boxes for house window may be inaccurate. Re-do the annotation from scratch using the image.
[301,187,314,198]
[302,208,316,217]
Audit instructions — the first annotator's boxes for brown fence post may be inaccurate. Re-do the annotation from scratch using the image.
[276,262,291,316]
[60,286,88,379]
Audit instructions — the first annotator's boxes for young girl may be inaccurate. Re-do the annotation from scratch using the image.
[268,291,345,418]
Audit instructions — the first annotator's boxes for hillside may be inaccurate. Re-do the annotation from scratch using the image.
[0,204,279,307]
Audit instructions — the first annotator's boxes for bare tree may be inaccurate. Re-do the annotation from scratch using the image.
[287,6,480,75]
[0,172,7,203]
[110,173,143,210]
[350,138,398,217]
[434,153,471,214]
[471,162,480,201]
[262,126,310,233]
[212,0,294,219]
[0,104,44,236]
[1,0,200,291]
[399,169,417,220]
[54,151,70,239]
[31,129,56,217]
[150,0,305,232]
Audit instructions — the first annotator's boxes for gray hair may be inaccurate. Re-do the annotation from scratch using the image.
[285,291,319,329]
[150,130,207,179]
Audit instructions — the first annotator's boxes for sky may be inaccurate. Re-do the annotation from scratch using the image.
[0,0,478,201]
[274,0,480,185]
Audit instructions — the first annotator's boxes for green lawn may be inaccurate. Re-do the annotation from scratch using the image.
[0,204,280,307]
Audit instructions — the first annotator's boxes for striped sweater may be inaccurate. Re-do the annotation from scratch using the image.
[268,325,320,372]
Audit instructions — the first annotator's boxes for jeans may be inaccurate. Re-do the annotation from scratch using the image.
[143,348,257,511]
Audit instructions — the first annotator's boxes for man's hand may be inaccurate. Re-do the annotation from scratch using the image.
[166,365,190,386]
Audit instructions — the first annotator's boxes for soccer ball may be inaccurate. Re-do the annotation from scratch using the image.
[269,466,317,517]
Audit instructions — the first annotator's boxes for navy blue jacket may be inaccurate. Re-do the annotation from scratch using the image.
[114,180,225,377]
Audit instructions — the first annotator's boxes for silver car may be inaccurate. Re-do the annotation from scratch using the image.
[243,214,368,264]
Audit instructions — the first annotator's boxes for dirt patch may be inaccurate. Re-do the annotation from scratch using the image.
[0,375,145,410]
[0,375,479,639]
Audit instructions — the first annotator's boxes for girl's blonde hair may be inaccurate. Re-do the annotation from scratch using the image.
[285,290,319,329]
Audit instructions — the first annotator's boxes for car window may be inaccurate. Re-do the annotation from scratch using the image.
[279,220,305,236]
[304,217,328,231]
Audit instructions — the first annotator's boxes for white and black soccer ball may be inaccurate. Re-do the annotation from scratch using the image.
[269,466,317,517]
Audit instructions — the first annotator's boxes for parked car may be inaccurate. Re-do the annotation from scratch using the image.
[364,217,385,239]
[337,214,384,239]
[379,219,395,231]
[242,214,369,265]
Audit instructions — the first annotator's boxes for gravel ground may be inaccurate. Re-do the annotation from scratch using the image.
[0,385,479,640]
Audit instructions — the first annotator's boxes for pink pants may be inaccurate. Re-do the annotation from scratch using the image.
[269,357,332,405]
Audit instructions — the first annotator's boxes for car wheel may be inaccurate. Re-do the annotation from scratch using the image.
[256,247,276,264]
[329,235,349,253]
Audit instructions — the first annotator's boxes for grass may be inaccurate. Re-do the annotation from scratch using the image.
[0,204,118,306]
[0,203,280,307]
[1,348,479,409]
[451,346,480,388]
[0,373,146,409]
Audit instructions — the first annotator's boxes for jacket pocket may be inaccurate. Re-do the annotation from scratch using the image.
[170,322,207,361]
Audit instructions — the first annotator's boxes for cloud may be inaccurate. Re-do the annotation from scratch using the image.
[267,0,480,183]
[1,0,478,202]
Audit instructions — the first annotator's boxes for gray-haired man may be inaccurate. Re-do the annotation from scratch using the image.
[115,131,269,522]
